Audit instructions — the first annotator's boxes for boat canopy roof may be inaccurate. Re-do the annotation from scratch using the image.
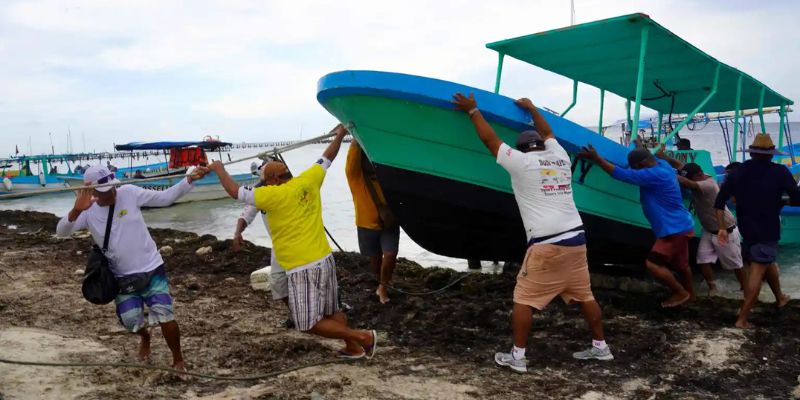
[486,13,793,114]
[115,141,231,151]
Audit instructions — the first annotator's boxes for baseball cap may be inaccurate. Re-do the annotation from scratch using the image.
[83,166,121,192]
[516,130,545,151]
[627,148,654,167]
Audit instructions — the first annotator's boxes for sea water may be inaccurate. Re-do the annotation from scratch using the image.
[2,122,799,299]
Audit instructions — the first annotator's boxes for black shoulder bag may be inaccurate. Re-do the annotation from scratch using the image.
[82,204,119,304]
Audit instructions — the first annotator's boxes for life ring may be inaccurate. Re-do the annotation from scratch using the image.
[2,177,12,191]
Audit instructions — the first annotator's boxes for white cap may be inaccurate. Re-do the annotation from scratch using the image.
[83,165,121,192]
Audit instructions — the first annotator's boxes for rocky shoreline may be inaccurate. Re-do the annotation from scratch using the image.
[1,209,799,399]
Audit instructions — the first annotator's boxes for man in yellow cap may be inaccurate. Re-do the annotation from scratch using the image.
[208,124,377,359]
[715,133,800,328]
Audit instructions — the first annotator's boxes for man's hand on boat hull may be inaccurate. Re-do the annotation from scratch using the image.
[514,98,536,112]
[452,92,502,157]
[578,145,616,174]
[578,145,600,162]
[514,97,554,141]
[452,93,477,113]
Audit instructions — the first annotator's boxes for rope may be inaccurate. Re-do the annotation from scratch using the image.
[0,131,338,200]
[388,271,478,296]
[0,357,346,381]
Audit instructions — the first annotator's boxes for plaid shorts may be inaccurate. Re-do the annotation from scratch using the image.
[115,269,175,333]
[287,254,339,331]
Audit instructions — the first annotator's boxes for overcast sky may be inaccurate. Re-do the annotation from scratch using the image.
[0,0,797,156]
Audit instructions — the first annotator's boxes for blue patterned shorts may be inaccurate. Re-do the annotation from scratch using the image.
[115,270,175,333]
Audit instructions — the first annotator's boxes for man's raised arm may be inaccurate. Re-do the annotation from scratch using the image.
[655,144,684,170]
[208,161,242,200]
[322,124,348,163]
[515,98,554,141]
[452,93,503,157]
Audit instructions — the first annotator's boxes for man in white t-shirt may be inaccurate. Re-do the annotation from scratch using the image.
[56,165,208,373]
[452,93,612,373]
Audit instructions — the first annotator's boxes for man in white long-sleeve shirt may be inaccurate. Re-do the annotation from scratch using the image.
[56,165,207,372]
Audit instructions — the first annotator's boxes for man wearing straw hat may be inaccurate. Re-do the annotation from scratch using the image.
[209,124,378,359]
[715,133,800,328]
[56,165,209,372]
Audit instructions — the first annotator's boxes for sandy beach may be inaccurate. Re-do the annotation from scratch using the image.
[1,209,799,399]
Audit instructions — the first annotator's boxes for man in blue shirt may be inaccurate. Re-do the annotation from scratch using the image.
[715,133,800,328]
[580,145,696,307]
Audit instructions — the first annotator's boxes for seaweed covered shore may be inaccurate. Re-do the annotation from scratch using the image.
[1,210,799,399]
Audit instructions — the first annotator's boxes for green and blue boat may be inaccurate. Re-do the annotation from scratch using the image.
[317,13,799,262]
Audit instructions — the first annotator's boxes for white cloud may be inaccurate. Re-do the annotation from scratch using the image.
[0,0,797,156]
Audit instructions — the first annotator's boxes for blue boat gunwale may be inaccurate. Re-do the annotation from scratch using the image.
[317,70,634,167]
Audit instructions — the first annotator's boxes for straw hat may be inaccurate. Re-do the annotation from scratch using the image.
[744,133,787,155]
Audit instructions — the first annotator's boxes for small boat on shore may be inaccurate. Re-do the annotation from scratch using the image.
[318,13,798,263]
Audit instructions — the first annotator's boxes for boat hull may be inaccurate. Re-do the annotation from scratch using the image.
[317,70,800,262]
[376,163,653,263]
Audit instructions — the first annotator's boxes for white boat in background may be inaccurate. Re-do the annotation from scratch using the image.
[60,139,258,204]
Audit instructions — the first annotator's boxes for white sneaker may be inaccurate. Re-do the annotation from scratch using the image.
[572,345,614,361]
[494,352,528,373]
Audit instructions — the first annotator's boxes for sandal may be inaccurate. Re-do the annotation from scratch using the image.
[363,330,378,359]
[337,349,366,360]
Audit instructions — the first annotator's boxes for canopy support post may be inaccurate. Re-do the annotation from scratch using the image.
[562,80,578,117]
[778,103,786,149]
[598,89,605,135]
[625,99,632,142]
[758,86,766,133]
[732,75,743,162]
[659,64,720,148]
[630,24,650,146]
[657,111,663,141]
[493,53,505,94]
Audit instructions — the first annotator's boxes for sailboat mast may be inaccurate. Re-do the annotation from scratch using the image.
[570,0,575,25]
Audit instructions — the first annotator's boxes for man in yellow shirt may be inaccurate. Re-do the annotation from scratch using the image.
[345,140,399,304]
[209,124,377,359]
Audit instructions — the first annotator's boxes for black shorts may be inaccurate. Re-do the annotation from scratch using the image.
[742,241,779,265]
[357,226,400,257]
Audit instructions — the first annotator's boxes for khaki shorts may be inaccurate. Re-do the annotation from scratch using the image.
[513,243,594,310]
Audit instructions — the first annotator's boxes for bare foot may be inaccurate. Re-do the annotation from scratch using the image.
[776,294,791,308]
[138,331,151,363]
[377,284,390,304]
[734,319,752,329]
[661,291,691,308]
[172,360,189,381]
